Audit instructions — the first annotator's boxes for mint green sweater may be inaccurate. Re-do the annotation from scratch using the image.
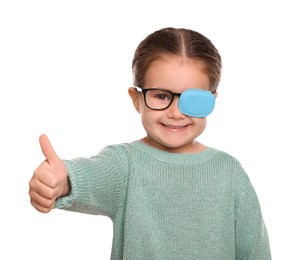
[56,141,271,259]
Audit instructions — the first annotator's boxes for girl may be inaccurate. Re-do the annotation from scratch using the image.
[29,27,271,259]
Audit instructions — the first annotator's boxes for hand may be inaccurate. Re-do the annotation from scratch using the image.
[29,134,70,213]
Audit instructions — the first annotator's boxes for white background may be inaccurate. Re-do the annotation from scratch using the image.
[1,0,298,259]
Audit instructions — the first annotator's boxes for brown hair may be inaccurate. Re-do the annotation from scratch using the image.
[132,27,222,92]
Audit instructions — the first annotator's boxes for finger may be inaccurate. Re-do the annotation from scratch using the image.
[30,177,57,198]
[29,189,55,206]
[30,198,54,214]
[32,163,58,188]
[39,134,59,163]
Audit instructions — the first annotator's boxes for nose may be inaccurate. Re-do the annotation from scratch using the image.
[167,96,186,119]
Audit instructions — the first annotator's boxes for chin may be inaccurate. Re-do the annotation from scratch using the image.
[158,140,194,152]
[145,135,196,152]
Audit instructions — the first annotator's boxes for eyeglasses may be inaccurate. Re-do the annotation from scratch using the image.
[135,86,181,110]
[135,86,216,118]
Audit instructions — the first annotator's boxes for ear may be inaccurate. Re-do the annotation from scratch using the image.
[128,87,141,113]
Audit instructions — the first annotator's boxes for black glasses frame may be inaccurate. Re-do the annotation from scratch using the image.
[135,86,182,111]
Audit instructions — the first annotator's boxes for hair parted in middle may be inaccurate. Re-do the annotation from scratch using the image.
[132,27,222,92]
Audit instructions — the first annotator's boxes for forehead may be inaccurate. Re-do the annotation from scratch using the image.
[144,55,210,92]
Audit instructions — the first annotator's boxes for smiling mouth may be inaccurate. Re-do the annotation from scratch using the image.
[162,124,188,129]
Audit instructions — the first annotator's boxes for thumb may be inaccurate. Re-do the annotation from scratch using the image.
[39,134,59,163]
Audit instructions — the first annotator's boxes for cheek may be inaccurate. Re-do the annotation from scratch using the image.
[193,117,207,132]
[140,107,163,130]
[140,108,157,123]
[140,112,153,135]
[139,97,157,117]
[201,117,207,126]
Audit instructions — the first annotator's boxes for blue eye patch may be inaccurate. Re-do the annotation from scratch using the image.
[178,89,215,118]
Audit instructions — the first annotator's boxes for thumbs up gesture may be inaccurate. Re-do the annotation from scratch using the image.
[29,135,70,213]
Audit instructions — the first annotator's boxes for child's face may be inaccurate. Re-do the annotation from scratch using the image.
[129,55,214,153]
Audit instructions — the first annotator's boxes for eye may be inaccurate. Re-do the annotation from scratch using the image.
[155,93,170,100]
[150,90,172,101]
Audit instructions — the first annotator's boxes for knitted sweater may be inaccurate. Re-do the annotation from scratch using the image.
[56,140,271,260]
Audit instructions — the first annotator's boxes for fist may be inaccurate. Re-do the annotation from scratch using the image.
[29,134,70,213]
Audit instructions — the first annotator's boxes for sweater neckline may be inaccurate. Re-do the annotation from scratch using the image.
[130,140,219,165]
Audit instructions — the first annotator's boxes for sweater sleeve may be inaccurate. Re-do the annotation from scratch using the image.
[234,170,271,260]
[55,144,129,219]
